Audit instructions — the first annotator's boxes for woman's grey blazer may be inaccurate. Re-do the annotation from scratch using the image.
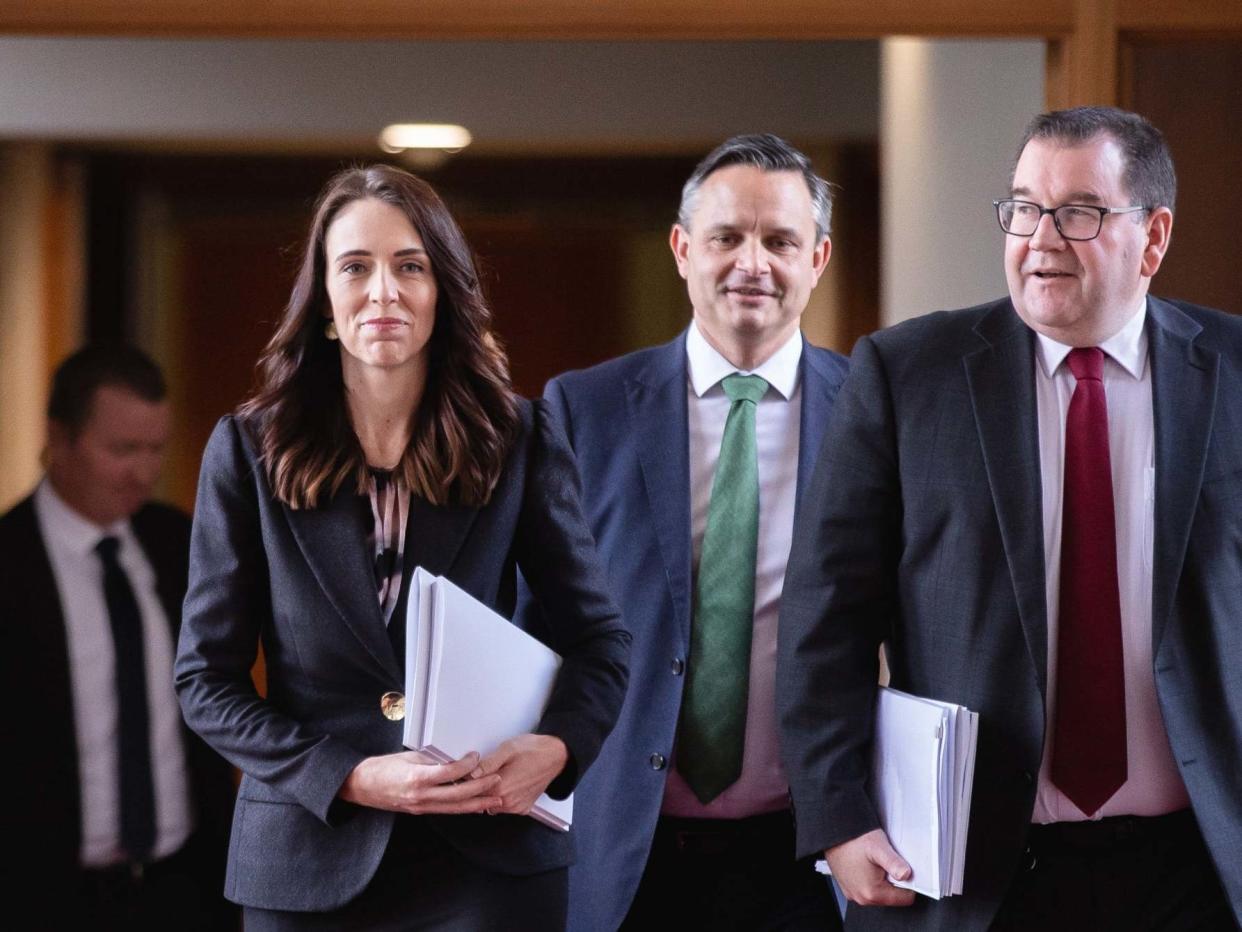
[175,399,630,912]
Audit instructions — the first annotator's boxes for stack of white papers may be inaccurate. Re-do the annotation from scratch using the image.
[871,687,978,898]
[817,687,978,899]
[403,568,572,831]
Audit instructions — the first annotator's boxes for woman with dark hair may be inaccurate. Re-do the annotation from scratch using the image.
[175,164,629,929]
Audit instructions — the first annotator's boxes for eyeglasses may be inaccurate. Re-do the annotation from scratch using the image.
[993,198,1148,242]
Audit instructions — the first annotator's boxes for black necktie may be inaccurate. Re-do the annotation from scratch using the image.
[96,536,156,861]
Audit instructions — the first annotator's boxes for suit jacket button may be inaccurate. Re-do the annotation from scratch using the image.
[380,691,406,721]
[671,658,685,676]
[649,753,666,770]
[1022,770,1034,785]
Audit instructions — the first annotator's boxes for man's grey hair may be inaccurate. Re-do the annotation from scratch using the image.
[1015,106,1177,214]
[677,133,834,241]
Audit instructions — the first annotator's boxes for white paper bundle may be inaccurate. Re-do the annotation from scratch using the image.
[403,568,572,831]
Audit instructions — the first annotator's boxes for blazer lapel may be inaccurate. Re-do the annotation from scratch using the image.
[1147,297,1216,654]
[963,303,1050,697]
[626,335,694,642]
[284,488,396,677]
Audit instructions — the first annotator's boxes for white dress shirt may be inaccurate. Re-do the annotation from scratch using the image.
[35,480,195,865]
[662,322,802,819]
[1031,301,1190,822]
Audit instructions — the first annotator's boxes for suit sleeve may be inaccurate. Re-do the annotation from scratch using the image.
[174,418,366,825]
[778,334,902,858]
[516,398,630,799]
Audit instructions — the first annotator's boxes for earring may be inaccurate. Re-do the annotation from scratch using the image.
[325,320,339,341]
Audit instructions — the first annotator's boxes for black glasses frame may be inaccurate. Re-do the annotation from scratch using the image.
[993,198,1148,242]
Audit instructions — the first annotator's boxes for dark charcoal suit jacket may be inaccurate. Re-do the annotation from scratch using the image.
[1,493,235,926]
[779,296,1242,931]
[175,398,630,912]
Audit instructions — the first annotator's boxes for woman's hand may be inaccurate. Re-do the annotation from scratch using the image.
[470,734,569,816]
[339,751,503,815]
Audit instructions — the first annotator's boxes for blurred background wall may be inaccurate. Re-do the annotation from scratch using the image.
[0,1,1238,513]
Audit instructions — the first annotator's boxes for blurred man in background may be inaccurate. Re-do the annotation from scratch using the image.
[1,344,234,929]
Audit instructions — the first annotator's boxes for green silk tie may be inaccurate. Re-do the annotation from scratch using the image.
[679,372,767,803]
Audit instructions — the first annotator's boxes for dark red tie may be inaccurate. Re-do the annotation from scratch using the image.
[1051,347,1127,815]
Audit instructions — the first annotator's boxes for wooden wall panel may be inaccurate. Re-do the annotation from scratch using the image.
[1124,40,1242,315]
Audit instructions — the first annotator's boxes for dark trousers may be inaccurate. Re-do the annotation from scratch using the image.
[71,831,236,932]
[991,809,1237,932]
[243,815,567,932]
[621,810,842,932]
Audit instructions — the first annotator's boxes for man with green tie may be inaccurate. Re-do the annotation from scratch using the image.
[520,134,849,932]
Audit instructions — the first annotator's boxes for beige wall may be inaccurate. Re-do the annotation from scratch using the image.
[880,38,1044,326]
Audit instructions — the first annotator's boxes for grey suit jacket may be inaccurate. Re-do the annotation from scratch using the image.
[778,296,1242,931]
[175,399,629,912]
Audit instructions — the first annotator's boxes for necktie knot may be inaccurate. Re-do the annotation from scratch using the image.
[96,535,121,563]
[1067,346,1105,382]
[722,373,768,405]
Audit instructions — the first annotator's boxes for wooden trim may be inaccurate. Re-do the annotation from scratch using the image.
[1071,0,1119,105]
[1044,39,1072,110]
[7,0,1237,39]
[40,157,85,376]
[1045,0,1122,108]
[0,0,1072,39]
[1118,0,1242,34]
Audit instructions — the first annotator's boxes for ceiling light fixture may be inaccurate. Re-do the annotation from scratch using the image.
[378,123,473,154]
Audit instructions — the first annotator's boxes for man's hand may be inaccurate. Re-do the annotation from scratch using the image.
[825,828,916,907]
[339,751,503,815]
[471,734,569,816]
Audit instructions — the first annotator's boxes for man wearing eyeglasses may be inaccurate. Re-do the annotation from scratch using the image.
[778,106,1242,930]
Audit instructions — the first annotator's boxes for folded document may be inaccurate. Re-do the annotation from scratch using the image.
[817,687,978,899]
[403,568,572,831]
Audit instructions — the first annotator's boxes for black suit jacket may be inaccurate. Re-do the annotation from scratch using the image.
[779,297,1242,931]
[175,399,630,912]
[0,493,235,920]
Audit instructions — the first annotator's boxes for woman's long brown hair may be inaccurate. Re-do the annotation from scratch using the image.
[240,164,518,509]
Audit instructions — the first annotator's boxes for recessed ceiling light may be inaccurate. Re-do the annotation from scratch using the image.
[378,123,472,154]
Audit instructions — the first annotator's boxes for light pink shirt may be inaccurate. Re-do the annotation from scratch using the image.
[1031,302,1190,822]
[661,322,801,819]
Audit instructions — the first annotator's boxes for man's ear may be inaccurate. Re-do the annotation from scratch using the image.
[810,236,832,286]
[1140,207,1173,279]
[669,224,692,280]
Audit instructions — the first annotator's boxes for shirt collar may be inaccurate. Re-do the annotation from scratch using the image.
[685,320,803,400]
[1034,297,1149,381]
[35,477,129,556]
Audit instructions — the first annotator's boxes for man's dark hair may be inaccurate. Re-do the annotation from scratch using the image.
[1016,106,1177,213]
[47,344,167,435]
[678,133,834,240]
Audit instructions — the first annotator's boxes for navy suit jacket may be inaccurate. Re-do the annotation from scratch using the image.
[0,494,235,924]
[779,296,1242,931]
[522,331,849,932]
[175,399,629,912]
